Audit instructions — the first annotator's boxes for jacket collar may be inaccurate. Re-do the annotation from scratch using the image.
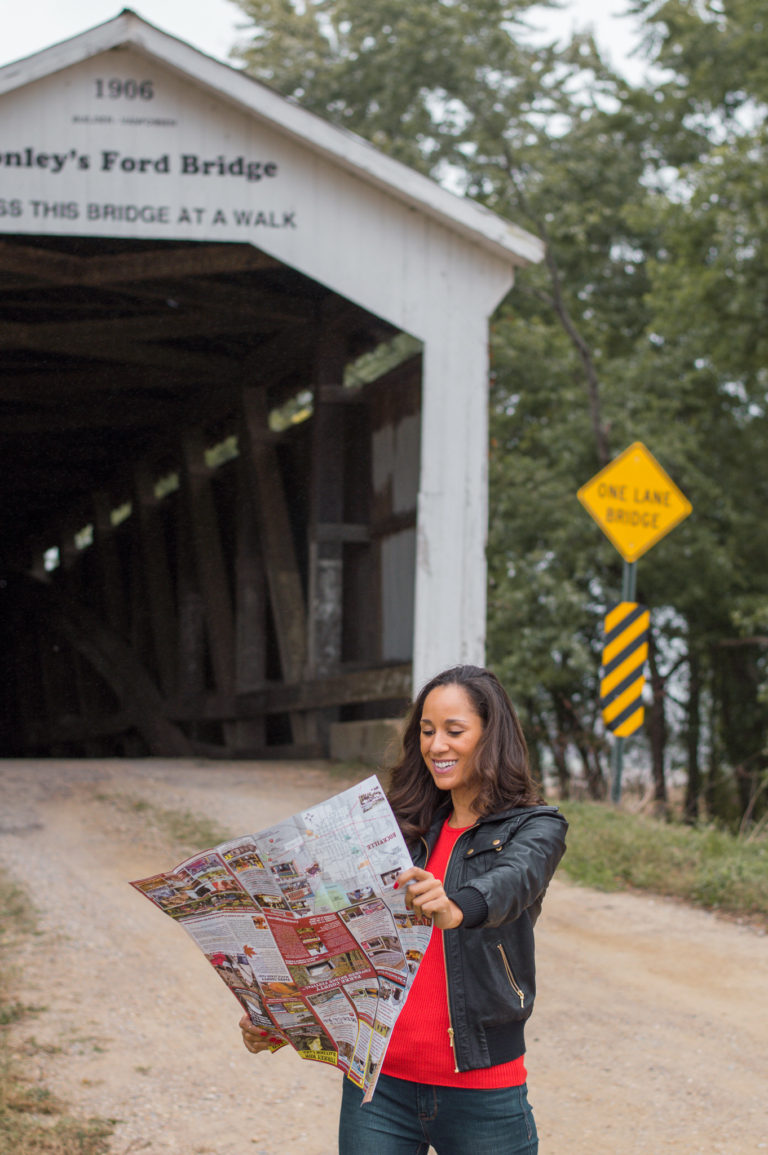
[422,800,563,853]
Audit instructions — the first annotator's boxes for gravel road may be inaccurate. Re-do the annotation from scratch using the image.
[1,758,766,1155]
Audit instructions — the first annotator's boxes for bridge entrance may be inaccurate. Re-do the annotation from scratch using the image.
[0,11,541,758]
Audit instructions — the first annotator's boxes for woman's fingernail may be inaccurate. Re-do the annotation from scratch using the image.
[393,882,399,889]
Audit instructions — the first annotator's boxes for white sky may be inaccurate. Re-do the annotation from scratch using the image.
[0,0,649,78]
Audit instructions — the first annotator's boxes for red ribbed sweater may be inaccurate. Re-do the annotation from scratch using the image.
[382,818,527,1087]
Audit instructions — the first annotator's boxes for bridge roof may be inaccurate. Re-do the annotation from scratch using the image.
[0,8,543,268]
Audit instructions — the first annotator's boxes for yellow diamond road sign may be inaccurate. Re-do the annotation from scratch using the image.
[578,442,692,563]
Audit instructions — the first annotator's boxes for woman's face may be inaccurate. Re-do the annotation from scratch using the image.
[419,684,484,801]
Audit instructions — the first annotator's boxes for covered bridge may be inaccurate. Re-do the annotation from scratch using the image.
[0,10,542,759]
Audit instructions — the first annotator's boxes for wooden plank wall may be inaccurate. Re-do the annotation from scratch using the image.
[3,364,420,758]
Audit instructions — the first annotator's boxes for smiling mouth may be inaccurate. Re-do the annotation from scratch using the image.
[432,760,458,772]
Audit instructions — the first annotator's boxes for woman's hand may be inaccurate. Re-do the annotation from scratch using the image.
[395,867,464,930]
[239,1014,287,1055]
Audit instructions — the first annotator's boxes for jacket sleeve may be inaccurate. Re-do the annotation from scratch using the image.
[449,811,567,929]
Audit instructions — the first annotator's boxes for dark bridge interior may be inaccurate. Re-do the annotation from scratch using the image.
[0,236,418,757]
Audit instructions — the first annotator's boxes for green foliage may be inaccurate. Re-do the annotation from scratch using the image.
[232,0,556,169]
[629,0,768,117]
[560,801,768,922]
[230,0,768,820]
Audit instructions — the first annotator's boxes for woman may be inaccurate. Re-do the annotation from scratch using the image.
[241,665,567,1154]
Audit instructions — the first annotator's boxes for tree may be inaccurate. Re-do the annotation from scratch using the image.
[620,0,768,823]
[231,0,768,822]
[232,0,557,169]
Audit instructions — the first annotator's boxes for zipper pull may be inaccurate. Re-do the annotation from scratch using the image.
[447,1026,459,1073]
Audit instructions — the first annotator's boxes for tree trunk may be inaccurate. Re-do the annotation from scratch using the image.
[684,643,701,824]
[523,697,545,793]
[559,693,606,800]
[546,695,572,800]
[549,736,571,800]
[574,738,607,800]
[646,632,669,816]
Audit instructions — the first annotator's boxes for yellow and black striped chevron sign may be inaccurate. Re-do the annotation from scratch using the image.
[600,602,650,738]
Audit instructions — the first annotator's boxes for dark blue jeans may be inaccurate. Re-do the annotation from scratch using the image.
[339,1073,538,1154]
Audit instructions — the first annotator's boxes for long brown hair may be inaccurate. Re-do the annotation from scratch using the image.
[387,665,543,844]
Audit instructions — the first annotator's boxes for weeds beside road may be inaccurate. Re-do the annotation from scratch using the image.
[97,782,768,925]
[559,800,768,926]
[0,872,115,1155]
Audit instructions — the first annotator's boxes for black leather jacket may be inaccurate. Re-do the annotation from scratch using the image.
[410,802,568,1072]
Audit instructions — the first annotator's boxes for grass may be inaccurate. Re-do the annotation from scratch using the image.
[99,782,768,925]
[557,800,768,925]
[112,780,767,926]
[95,790,232,856]
[0,871,116,1155]
[138,798,231,853]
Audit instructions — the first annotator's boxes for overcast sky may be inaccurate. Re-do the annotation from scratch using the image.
[0,0,648,78]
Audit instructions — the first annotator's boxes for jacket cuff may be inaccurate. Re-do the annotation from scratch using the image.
[450,885,488,928]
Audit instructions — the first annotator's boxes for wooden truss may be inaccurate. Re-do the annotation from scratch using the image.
[0,237,417,757]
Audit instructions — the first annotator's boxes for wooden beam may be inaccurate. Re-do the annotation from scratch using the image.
[238,387,307,683]
[175,502,207,703]
[35,615,64,747]
[12,390,254,579]
[16,574,192,755]
[0,372,184,399]
[307,329,348,678]
[2,322,239,378]
[16,621,46,749]
[0,326,321,423]
[0,240,282,286]
[91,491,128,639]
[255,662,411,713]
[238,385,310,744]
[339,394,377,664]
[180,429,235,696]
[233,455,267,750]
[0,297,313,351]
[188,739,325,760]
[11,461,108,494]
[315,523,370,543]
[1,310,321,387]
[27,710,135,744]
[133,463,178,696]
[108,283,316,327]
[0,398,182,432]
[167,663,412,720]
[369,511,418,538]
[127,504,152,679]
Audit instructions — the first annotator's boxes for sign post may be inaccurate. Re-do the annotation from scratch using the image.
[578,443,692,801]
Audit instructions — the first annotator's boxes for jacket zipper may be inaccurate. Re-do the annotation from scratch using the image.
[441,836,461,1072]
[496,943,525,1008]
[436,824,477,1073]
[418,832,460,1062]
